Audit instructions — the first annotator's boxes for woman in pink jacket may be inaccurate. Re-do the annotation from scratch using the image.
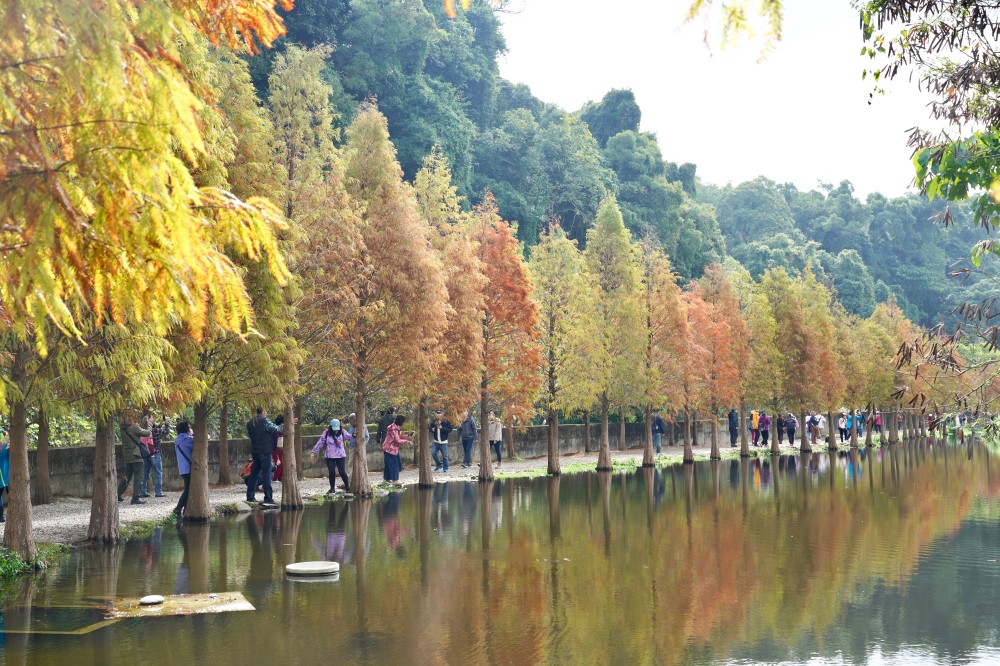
[382,414,411,483]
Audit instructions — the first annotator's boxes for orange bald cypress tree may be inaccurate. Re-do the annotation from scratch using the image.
[678,291,711,463]
[475,194,542,481]
[699,265,750,458]
[413,149,486,486]
[339,103,449,496]
[687,283,741,460]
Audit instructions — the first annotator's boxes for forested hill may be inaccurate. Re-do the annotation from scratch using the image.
[247,0,974,328]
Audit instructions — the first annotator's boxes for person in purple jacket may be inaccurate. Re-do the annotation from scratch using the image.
[173,420,194,518]
[310,419,353,494]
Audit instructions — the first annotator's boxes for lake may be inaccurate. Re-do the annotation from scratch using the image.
[2,441,999,665]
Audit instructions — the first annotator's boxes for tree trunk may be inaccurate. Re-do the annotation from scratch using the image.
[478,386,494,481]
[683,409,694,463]
[547,409,560,475]
[618,406,626,452]
[690,412,698,448]
[800,410,811,453]
[417,398,433,488]
[294,398,304,481]
[86,416,119,544]
[584,410,592,453]
[281,400,303,509]
[4,396,36,559]
[185,400,212,522]
[32,408,53,506]
[919,411,927,439]
[865,410,874,448]
[739,402,749,458]
[827,410,837,451]
[770,409,781,455]
[218,401,231,485]
[641,405,654,468]
[596,394,612,471]
[505,421,514,459]
[709,403,720,460]
[350,374,373,497]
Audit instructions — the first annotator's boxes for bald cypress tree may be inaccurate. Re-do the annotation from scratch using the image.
[585,196,645,471]
[338,103,449,497]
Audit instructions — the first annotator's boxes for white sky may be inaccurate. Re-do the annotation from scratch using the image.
[497,0,935,198]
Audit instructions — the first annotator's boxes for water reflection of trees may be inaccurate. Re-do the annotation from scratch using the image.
[8,442,1000,665]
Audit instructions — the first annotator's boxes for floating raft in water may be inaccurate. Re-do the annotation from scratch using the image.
[286,561,340,576]
[108,592,255,619]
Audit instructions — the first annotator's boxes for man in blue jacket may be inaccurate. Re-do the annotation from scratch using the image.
[651,409,666,454]
[459,411,477,468]
[728,409,740,448]
[246,407,283,507]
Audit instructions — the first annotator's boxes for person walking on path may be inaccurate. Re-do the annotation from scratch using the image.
[430,414,453,472]
[728,409,739,448]
[173,420,194,518]
[750,409,760,446]
[759,412,771,448]
[459,411,477,468]
[838,414,848,444]
[119,414,152,505]
[652,409,667,454]
[246,407,283,507]
[141,414,169,498]
[376,408,396,453]
[488,411,504,466]
[786,413,798,447]
[776,413,786,445]
[382,414,411,484]
[0,428,9,523]
[311,419,352,494]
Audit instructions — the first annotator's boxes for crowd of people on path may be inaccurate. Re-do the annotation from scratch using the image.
[724,408,889,449]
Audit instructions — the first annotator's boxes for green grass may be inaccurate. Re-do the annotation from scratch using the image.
[0,542,71,582]
[121,512,177,540]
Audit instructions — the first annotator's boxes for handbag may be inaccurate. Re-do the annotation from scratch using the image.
[240,460,253,480]
[140,435,155,456]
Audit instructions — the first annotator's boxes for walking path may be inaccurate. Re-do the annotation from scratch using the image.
[0,441,797,546]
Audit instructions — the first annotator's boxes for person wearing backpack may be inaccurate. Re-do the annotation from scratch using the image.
[141,414,169,498]
[310,419,352,494]
[118,413,152,505]
[173,420,194,518]
[786,413,798,447]
[759,412,771,447]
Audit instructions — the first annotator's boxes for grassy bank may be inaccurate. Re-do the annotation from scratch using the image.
[0,543,70,582]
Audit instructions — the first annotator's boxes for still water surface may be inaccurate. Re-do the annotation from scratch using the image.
[2,442,1000,665]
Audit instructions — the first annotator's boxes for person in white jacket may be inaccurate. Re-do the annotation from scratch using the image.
[487,411,503,467]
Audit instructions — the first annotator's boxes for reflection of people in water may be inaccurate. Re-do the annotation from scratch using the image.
[460,482,477,537]
[380,492,412,555]
[729,459,740,489]
[313,502,351,564]
[246,512,278,601]
[760,459,771,488]
[432,482,451,537]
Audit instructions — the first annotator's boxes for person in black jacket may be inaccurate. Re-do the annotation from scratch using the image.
[430,414,453,472]
[246,407,283,507]
[651,410,666,454]
[376,408,396,448]
[728,409,740,448]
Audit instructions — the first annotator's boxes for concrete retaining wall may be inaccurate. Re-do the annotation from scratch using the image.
[27,419,724,499]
